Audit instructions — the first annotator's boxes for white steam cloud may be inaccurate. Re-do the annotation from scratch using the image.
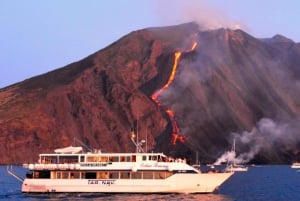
[214,118,300,165]
[154,0,248,31]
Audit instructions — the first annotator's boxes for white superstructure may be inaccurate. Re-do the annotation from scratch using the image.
[291,162,300,168]
[225,139,248,172]
[226,164,248,172]
[20,146,234,193]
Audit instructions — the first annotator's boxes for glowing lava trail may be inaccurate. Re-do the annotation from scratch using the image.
[151,42,197,145]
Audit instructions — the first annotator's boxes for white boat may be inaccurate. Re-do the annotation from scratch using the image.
[15,139,234,194]
[291,162,300,168]
[225,139,248,172]
[226,164,248,172]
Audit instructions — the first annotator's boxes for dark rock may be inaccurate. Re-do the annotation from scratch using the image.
[1,22,300,164]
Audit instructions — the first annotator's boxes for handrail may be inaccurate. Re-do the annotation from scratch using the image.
[7,165,24,182]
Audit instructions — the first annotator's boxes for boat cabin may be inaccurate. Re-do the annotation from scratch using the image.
[38,152,168,165]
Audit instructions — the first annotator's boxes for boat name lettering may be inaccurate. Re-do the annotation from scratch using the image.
[88,179,115,186]
[140,163,152,167]
[140,163,168,168]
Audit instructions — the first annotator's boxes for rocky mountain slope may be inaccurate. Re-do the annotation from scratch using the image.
[1,22,300,164]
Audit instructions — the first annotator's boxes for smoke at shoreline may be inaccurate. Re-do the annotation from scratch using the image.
[214,118,300,165]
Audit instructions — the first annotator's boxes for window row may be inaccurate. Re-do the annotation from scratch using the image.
[29,170,173,180]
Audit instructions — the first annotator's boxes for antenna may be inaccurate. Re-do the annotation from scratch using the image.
[130,134,145,153]
[195,151,199,165]
[145,128,148,153]
[73,137,92,152]
[136,119,139,153]
[130,120,145,153]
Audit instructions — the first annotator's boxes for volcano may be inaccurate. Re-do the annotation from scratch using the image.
[1,22,300,164]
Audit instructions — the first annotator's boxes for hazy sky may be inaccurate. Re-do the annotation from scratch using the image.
[1,0,299,88]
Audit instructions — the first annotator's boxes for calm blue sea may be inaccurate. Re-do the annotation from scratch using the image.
[1,165,300,201]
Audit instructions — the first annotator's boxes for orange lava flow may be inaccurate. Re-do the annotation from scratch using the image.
[151,42,197,145]
[190,42,197,51]
[171,134,186,145]
[151,52,181,101]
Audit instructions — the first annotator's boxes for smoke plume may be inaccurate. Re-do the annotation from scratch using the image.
[154,0,248,31]
[214,118,300,165]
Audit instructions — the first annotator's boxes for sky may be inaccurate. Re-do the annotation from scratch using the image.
[1,0,300,88]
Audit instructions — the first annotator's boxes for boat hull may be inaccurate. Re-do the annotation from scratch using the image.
[22,172,233,193]
[291,163,300,168]
[226,166,248,172]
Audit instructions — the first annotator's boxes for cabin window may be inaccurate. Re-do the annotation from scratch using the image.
[59,156,78,163]
[142,156,147,161]
[131,155,136,162]
[110,172,119,179]
[51,171,57,179]
[80,156,84,162]
[62,172,69,179]
[120,156,125,162]
[143,172,153,179]
[87,156,96,162]
[100,156,108,162]
[112,156,119,162]
[70,172,80,179]
[132,172,142,179]
[97,172,109,179]
[42,156,57,164]
[148,155,157,161]
[154,171,166,179]
[35,171,50,179]
[120,172,130,179]
[85,172,97,179]
[33,171,39,179]
[126,156,131,162]
[57,172,61,179]
[94,156,101,162]
[40,156,46,164]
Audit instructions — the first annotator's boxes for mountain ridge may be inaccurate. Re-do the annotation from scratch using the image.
[1,22,300,164]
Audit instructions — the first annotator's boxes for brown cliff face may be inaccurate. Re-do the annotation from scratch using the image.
[1,22,300,164]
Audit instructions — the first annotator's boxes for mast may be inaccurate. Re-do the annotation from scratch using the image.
[145,128,148,153]
[195,151,199,166]
[233,138,236,153]
[130,119,144,153]
[136,119,139,153]
[233,139,236,166]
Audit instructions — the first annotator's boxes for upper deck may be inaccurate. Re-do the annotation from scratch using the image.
[38,151,168,164]
[24,146,196,172]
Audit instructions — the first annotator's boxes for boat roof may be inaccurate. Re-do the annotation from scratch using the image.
[40,152,166,156]
[41,146,166,157]
[54,146,83,154]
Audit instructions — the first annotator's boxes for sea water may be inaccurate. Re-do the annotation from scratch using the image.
[1,165,300,201]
